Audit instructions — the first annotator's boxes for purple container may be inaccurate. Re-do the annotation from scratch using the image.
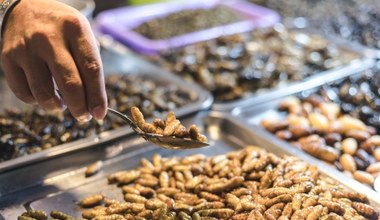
[96,0,280,55]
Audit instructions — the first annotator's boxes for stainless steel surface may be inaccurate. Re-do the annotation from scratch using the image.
[0,44,213,174]
[213,57,374,112]
[107,107,209,149]
[1,112,379,219]
[233,84,380,199]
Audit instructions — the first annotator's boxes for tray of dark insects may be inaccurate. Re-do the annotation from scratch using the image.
[1,111,379,219]
[233,65,380,198]
[248,0,380,59]
[0,39,213,174]
[148,23,373,112]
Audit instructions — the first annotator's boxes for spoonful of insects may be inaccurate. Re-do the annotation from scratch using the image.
[107,107,209,149]
[55,89,208,149]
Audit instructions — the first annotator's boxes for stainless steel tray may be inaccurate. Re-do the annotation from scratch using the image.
[144,25,374,112]
[233,80,380,199]
[0,45,213,174]
[1,112,379,219]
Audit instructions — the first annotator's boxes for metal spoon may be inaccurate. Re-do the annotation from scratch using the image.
[107,108,209,149]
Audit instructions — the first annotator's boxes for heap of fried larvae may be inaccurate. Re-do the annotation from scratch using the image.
[131,106,207,143]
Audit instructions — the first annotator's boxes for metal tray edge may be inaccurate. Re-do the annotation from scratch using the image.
[218,58,374,114]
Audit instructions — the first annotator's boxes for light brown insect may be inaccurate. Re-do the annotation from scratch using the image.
[80,193,105,208]
[114,170,141,185]
[106,203,131,215]
[185,175,204,190]
[198,192,222,202]
[85,160,103,177]
[82,206,107,219]
[189,124,208,142]
[50,210,76,220]
[124,193,147,203]
[352,202,379,219]
[131,106,157,134]
[163,114,180,136]
[318,198,345,215]
[264,208,282,220]
[20,210,48,220]
[182,154,206,165]
[196,208,234,218]
[145,198,166,210]
[264,194,292,208]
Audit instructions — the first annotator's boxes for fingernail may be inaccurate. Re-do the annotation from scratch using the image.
[91,106,106,120]
[76,113,92,122]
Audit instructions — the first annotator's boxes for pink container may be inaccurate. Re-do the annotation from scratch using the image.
[96,0,280,55]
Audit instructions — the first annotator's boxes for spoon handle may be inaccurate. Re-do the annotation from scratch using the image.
[107,107,138,130]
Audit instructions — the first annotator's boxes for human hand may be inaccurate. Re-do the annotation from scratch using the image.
[1,0,107,122]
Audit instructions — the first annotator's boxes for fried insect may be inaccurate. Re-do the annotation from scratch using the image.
[185,175,204,190]
[204,176,244,193]
[21,210,48,220]
[247,210,265,220]
[50,210,76,220]
[82,207,107,219]
[188,125,208,142]
[114,170,141,185]
[106,203,131,214]
[21,148,372,220]
[85,161,103,177]
[163,112,181,136]
[153,119,166,129]
[182,154,206,165]
[131,106,157,134]
[196,208,234,218]
[198,192,222,202]
[318,198,345,215]
[264,194,292,208]
[79,194,105,208]
[352,202,379,219]
[92,214,125,220]
[124,193,147,203]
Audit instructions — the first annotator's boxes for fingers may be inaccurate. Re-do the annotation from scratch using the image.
[1,54,36,104]
[46,49,93,122]
[21,59,65,112]
[68,16,107,120]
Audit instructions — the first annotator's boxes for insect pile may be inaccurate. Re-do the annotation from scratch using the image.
[73,147,379,219]
[131,107,207,143]
[261,96,380,188]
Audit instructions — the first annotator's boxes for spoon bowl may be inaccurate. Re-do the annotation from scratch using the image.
[107,107,209,149]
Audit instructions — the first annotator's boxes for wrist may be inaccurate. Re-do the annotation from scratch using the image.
[0,0,21,42]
